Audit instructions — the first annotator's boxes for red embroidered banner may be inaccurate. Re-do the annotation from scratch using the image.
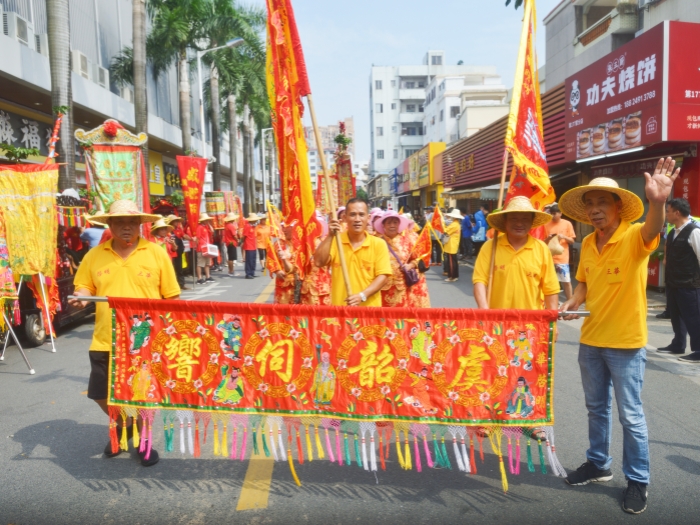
[176,156,207,232]
[109,298,556,427]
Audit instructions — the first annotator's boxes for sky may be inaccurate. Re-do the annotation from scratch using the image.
[252,0,564,164]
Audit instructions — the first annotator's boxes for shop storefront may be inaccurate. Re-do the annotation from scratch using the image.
[416,142,446,210]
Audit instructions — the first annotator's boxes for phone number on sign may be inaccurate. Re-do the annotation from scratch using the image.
[624,90,656,109]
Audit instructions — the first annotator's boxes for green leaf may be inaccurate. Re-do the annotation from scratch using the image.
[206,388,213,395]
[300,392,307,399]
[493,402,501,409]
[394,394,401,402]
[496,410,503,415]
[397,402,403,407]
[302,399,308,405]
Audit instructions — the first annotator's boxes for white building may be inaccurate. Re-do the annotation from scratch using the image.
[423,70,508,144]
[305,117,355,191]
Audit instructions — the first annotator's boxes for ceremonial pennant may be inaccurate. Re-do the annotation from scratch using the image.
[266,238,283,277]
[205,192,226,229]
[335,155,355,206]
[84,145,147,213]
[503,0,555,211]
[176,156,208,232]
[109,298,556,427]
[266,0,320,278]
[267,200,283,240]
[430,206,445,234]
[410,224,432,268]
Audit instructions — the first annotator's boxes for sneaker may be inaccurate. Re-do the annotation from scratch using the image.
[245,275,254,279]
[196,279,205,285]
[656,346,685,354]
[205,277,215,283]
[678,351,700,363]
[227,273,236,278]
[622,480,648,514]
[138,446,160,467]
[565,461,613,486]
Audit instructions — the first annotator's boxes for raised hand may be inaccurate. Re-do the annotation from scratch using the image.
[645,157,680,204]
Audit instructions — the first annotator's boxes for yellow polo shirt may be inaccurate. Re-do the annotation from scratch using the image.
[576,221,658,349]
[329,232,392,307]
[74,237,181,352]
[444,221,461,255]
[473,234,560,309]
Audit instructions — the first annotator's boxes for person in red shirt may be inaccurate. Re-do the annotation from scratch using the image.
[166,214,188,289]
[196,213,215,284]
[223,212,240,277]
[242,214,260,279]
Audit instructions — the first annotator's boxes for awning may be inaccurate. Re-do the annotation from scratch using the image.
[412,190,420,196]
[442,182,509,200]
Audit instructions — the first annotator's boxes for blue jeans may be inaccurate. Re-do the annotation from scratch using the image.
[578,344,649,484]
[245,249,257,277]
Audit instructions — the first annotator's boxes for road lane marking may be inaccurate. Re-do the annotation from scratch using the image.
[236,451,275,511]
[254,279,275,304]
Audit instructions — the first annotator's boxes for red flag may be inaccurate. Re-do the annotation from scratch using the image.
[430,206,445,234]
[176,156,207,232]
[266,238,283,277]
[266,0,319,278]
[503,0,554,211]
[411,225,432,267]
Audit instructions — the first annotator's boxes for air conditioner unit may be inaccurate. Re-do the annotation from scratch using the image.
[92,64,109,89]
[71,50,90,79]
[35,33,49,58]
[3,11,35,50]
[119,86,134,103]
[638,0,659,7]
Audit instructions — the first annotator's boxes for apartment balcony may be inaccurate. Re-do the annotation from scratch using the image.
[574,4,639,56]
[399,89,425,100]
[399,112,424,123]
[400,135,424,147]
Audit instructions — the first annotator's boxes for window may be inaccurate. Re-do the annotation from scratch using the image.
[419,104,424,113]
[375,80,383,90]
[393,149,399,159]
[391,126,397,133]
[405,148,419,158]
[440,109,444,122]
[310,151,316,156]
[391,80,396,87]
[377,150,385,160]
[450,106,460,118]
[375,103,383,113]
[376,126,384,136]
[418,81,426,88]
[406,104,416,113]
[390,102,396,110]
[431,55,442,65]
[405,81,416,89]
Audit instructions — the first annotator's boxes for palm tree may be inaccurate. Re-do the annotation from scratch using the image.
[46,0,75,189]
[133,0,148,168]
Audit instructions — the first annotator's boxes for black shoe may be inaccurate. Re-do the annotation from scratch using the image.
[678,351,700,363]
[138,446,160,467]
[205,277,215,283]
[196,279,205,285]
[622,480,648,514]
[655,311,670,319]
[104,425,133,457]
[656,346,685,354]
[245,275,254,279]
[565,461,613,486]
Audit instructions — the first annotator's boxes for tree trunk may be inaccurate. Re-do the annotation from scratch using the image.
[179,51,192,154]
[242,105,250,214]
[228,94,237,195]
[248,114,256,213]
[260,135,266,208]
[210,65,221,190]
[270,132,277,205]
[132,0,148,180]
[47,0,75,190]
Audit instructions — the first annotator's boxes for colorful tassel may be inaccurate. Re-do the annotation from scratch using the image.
[507,437,514,474]
[460,436,470,473]
[120,420,129,452]
[231,426,238,459]
[379,434,386,470]
[423,435,434,468]
[296,431,304,465]
[336,429,343,465]
[252,426,259,456]
[354,434,362,468]
[268,424,278,461]
[527,437,535,472]
[187,419,194,456]
[414,435,422,473]
[315,427,325,460]
[325,428,335,463]
[262,430,271,457]
[278,426,287,461]
[194,422,201,458]
[404,436,412,470]
[469,436,477,474]
[432,433,443,468]
[515,436,521,475]
[440,436,451,470]
[221,422,228,457]
[179,418,185,455]
[453,436,465,472]
[132,420,140,449]
[108,406,120,455]
[538,438,547,474]
[487,428,509,493]
[213,422,220,456]
[370,433,377,472]
[139,418,147,453]
[305,427,314,462]
[361,433,369,471]
[396,431,406,469]
[477,432,485,462]
[344,433,351,466]
[288,447,302,486]
[240,427,248,461]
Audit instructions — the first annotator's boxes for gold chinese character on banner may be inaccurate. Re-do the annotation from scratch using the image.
[448,344,490,391]
[256,339,294,382]
[348,342,396,388]
[164,335,202,382]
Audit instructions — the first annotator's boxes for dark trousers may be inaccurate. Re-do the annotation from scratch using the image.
[431,239,442,264]
[668,286,700,352]
[245,249,257,277]
[460,237,473,258]
[447,253,459,279]
[172,237,185,286]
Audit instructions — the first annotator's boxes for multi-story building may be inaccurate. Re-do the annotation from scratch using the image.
[304,117,355,191]
[0,0,262,202]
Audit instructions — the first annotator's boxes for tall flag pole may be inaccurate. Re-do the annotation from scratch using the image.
[487,0,553,305]
[265,0,351,290]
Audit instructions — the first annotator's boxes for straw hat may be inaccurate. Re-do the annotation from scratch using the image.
[486,196,552,233]
[165,214,183,224]
[89,199,161,224]
[150,217,174,233]
[198,213,214,223]
[375,210,410,235]
[223,212,239,223]
[244,213,262,222]
[445,209,463,220]
[559,177,644,225]
[85,215,106,227]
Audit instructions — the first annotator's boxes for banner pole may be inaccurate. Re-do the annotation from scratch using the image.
[306,94,353,298]
[38,273,57,353]
[486,149,510,307]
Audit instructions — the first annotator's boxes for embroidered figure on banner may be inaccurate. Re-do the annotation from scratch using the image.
[217,314,243,360]
[506,376,535,418]
[409,321,436,365]
[129,313,154,354]
[507,327,535,371]
[310,350,336,407]
[404,367,438,415]
[129,359,155,401]
[213,365,245,405]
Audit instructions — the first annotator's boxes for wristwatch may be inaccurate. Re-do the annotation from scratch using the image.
[359,291,367,302]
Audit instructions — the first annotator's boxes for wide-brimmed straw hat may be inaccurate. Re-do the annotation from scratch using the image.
[445,209,463,220]
[375,210,410,235]
[559,177,644,224]
[223,212,239,223]
[165,214,183,224]
[244,213,262,222]
[198,213,214,223]
[89,199,161,224]
[150,217,174,233]
[487,196,552,233]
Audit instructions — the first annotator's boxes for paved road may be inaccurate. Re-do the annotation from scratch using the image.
[2,261,700,524]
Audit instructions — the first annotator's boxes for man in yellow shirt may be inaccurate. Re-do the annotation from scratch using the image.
[559,158,680,515]
[473,196,559,310]
[443,209,463,282]
[70,200,181,467]
[314,198,392,307]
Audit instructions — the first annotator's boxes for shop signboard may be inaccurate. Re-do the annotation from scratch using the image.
[408,152,419,191]
[418,145,430,187]
[565,21,700,163]
[0,107,53,158]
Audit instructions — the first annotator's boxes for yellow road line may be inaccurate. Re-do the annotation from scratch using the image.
[254,279,276,304]
[236,281,277,512]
